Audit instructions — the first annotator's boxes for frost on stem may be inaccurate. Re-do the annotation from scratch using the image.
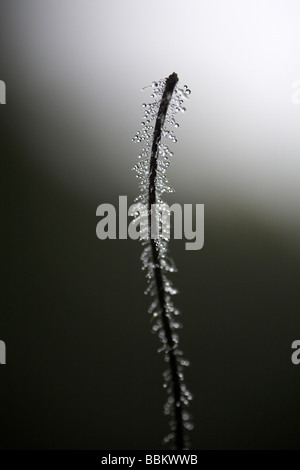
[132,73,192,450]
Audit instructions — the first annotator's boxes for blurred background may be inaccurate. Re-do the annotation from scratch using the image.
[1,0,300,449]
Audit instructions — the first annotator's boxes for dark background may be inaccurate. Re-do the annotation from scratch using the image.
[1,0,300,450]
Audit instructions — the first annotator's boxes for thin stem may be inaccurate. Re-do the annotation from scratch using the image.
[148,73,184,450]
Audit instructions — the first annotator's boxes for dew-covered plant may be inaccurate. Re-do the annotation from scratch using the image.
[132,73,192,450]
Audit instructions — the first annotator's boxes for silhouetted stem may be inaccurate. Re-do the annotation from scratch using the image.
[148,72,184,450]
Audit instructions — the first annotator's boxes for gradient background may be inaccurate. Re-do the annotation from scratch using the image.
[1,0,300,450]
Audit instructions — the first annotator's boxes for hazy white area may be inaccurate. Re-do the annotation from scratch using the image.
[5,0,300,235]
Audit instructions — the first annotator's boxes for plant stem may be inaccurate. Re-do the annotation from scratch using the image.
[148,72,184,450]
